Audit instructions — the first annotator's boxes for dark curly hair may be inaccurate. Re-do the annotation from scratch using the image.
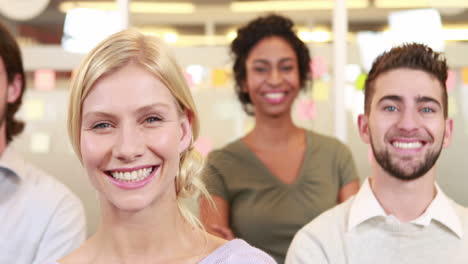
[364,43,448,118]
[231,14,311,115]
[0,22,25,143]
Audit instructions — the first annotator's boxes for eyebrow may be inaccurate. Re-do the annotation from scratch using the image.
[377,95,402,105]
[82,103,172,120]
[252,58,295,65]
[377,95,442,108]
[415,96,442,107]
[81,111,114,124]
[135,102,171,115]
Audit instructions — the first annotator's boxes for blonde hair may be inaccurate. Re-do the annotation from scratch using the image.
[68,28,211,227]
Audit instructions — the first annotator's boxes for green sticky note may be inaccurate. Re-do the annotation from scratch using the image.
[355,73,367,91]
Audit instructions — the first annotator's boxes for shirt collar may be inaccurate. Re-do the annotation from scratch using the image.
[0,145,27,180]
[413,184,464,238]
[348,178,386,231]
[348,178,463,239]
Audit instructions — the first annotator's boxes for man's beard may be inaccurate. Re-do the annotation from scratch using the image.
[370,136,443,181]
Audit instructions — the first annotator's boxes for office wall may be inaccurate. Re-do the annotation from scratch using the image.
[14,43,468,236]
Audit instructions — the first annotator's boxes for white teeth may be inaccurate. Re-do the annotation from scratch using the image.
[264,92,285,99]
[110,167,153,182]
[393,141,423,149]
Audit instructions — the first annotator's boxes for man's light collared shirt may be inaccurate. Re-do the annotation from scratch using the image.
[0,146,86,264]
[286,178,468,264]
[348,178,463,237]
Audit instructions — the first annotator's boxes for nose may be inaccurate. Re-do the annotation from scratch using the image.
[267,69,282,86]
[396,108,420,133]
[113,125,145,162]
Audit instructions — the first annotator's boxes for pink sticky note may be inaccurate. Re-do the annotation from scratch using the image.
[297,98,316,121]
[184,72,195,90]
[34,69,56,91]
[446,70,456,93]
[310,56,328,79]
[194,137,213,157]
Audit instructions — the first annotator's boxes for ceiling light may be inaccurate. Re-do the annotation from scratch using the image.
[59,1,195,14]
[375,0,468,8]
[226,31,237,41]
[163,32,179,44]
[230,0,367,12]
[443,28,468,41]
[298,29,331,42]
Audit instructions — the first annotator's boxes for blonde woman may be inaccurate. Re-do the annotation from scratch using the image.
[49,29,276,264]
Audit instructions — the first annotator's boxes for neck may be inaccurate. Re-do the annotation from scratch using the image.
[247,111,303,147]
[89,193,204,263]
[370,165,437,223]
[0,119,8,155]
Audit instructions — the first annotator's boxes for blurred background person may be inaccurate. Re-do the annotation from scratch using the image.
[52,29,276,264]
[200,14,360,263]
[0,22,86,264]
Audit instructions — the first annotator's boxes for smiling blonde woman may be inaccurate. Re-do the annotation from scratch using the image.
[47,29,276,264]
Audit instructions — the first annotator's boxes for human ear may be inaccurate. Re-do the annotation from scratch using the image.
[178,111,193,154]
[7,73,22,103]
[358,114,371,144]
[442,118,454,148]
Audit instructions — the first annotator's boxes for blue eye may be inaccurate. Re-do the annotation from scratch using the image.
[384,106,397,112]
[145,116,162,123]
[421,107,434,113]
[92,122,111,129]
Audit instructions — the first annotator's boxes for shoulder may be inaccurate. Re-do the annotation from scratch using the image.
[287,199,353,261]
[14,160,84,221]
[206,139,246,165]
[295,197,352,242]
[25,163,81,205]
[203,239,276,264]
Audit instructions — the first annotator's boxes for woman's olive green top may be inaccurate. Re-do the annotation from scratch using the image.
[203,131,359,263]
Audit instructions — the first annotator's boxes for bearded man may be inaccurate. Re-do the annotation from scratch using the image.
[286,43,468,264]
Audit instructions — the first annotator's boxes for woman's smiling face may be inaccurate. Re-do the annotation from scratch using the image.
[80,62,192,212]
[244,36,301,118]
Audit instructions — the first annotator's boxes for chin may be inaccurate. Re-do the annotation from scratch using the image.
[105,194,158,213]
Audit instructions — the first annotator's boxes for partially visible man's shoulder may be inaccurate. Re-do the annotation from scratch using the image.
[21,161,83,210]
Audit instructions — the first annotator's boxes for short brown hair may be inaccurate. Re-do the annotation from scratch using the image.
[0,22,25,143]
[364,43,448,118]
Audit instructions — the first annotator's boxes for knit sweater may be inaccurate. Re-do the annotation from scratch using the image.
[285,188,468,264]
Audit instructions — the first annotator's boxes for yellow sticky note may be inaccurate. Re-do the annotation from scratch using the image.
[24,99,44,121]
[211,69,228,87]
[312,81,329,101]
[462,68,468,85]
[30,132,50,153]
[448,96,458,117]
